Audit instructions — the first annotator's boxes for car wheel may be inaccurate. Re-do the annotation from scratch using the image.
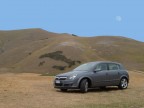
[80,79,89,93]
[60,89,67,92]
[118,78,128,89]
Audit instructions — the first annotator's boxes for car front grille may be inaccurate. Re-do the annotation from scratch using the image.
[55,76,67,80]
[55,83,73,87]
[64,84,72,87]
[55,83,63,86]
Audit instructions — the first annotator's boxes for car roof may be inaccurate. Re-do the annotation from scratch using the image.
[87,61,121,65]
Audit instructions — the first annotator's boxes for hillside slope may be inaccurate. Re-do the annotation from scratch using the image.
[0,29,144,75]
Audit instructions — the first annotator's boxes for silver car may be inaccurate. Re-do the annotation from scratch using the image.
[54,61,129,93]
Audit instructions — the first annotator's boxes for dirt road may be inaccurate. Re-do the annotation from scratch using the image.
[0,71,144,108]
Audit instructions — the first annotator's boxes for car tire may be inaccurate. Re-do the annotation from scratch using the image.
[118,77,128,89]
[60,89,67,92]
[80,79,89,93]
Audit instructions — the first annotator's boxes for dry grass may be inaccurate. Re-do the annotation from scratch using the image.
[0,71,144,108]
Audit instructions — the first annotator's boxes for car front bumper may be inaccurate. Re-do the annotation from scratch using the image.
[54,79,79,89]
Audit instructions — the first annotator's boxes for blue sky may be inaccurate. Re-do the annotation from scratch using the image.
[0,0,144,42]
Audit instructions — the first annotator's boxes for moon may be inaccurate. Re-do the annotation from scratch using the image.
[116,16,122,22]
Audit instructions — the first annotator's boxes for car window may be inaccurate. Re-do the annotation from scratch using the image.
[108,63,120,70]
[95,63,108,71]
[74,62,96,71]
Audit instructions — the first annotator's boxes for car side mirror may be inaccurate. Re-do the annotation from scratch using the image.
[94,69,101,72]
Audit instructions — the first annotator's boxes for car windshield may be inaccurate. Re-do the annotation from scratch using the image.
[74,62,96,71]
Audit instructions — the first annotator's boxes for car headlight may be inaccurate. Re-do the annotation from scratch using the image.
[69,74,77,80]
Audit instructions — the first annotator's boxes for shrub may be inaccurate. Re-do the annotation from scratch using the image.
[39,61,45,66]
[39,51,81,69]
[76,61,81,64]
[29,52,32,55]
[72,34,78,37]
[52,65,67,70]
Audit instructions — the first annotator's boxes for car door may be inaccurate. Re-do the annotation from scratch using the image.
[106,63,120,85]
[92,63,108,87]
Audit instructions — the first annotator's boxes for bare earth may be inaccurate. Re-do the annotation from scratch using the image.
[0,71,144,108]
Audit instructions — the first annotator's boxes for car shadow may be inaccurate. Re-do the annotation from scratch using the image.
[56,87,120,94]
[88,87,119,93]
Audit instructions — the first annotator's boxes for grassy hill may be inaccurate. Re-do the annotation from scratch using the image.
[0,28,144,75]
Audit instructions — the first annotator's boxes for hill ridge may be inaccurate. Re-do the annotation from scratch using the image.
[0,28,144,75]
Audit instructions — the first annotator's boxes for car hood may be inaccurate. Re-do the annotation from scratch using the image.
[56,70,88,77]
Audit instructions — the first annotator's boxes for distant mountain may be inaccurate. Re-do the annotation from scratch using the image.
[0,28,144,75]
